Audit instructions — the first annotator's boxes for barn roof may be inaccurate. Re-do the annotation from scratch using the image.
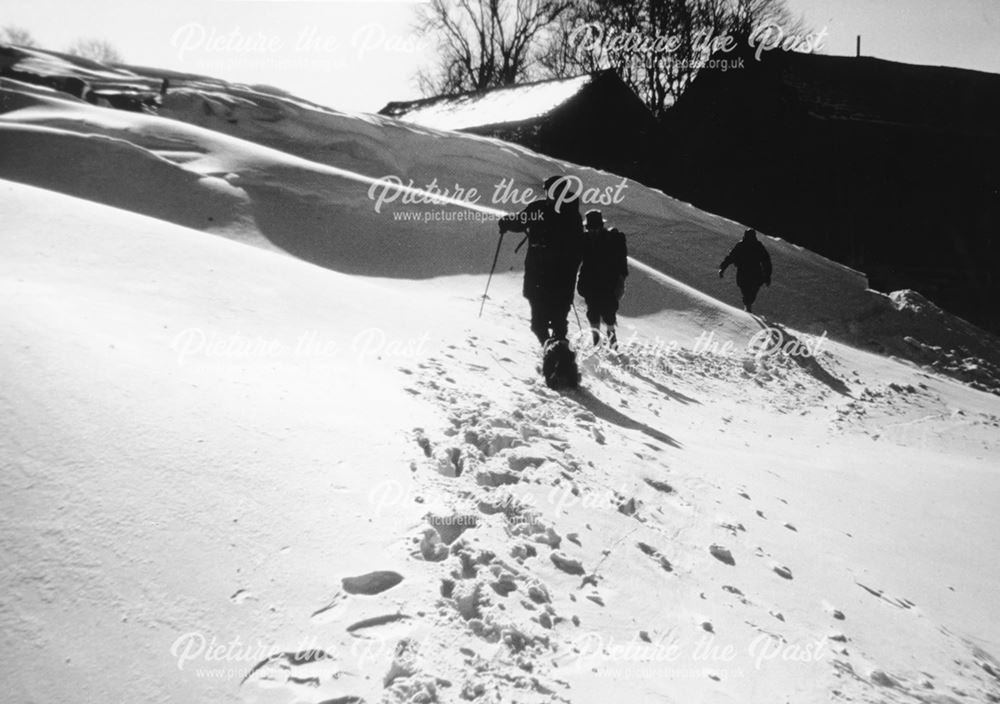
[677,50,1000,139]
[378,72,611,131]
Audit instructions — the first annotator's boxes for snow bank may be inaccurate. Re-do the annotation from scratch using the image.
[4,73,999,385]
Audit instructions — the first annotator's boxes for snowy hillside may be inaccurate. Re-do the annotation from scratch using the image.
[3,49,999,393]
[2,48,1000,704]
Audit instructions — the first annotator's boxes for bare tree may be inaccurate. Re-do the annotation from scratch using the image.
[67,38,123,64]
[539,0,809,116]
[416,0,575,95]
[1,26,39,47]
[726,0,805,39]
[535,2,604,78]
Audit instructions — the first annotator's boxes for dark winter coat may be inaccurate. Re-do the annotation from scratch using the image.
[501,198,583,304]
[577,227,628,301]
[720,235,772,289]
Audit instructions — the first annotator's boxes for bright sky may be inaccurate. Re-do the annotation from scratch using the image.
[785,0,1000,73]
[1,0,998,113]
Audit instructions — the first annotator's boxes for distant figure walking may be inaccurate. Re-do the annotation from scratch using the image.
[499,175,583,345]
[719,228,772,314]
[577,209,628,348]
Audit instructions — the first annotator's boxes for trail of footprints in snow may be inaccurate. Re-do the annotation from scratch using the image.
[396,344,685,694]
[712,489,990,696]
[278,348,585,698]
[396,341,961,699]
[408,346,779,668]
[407,341,846,686]
[702,487,864,653]
[241,343,875,701]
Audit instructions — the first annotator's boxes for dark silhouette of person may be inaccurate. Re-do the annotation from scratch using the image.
[577,209,628,348]
[719,228,772,313]
[499,175,583,345]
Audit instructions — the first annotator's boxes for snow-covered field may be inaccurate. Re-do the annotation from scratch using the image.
[1,48,999,704]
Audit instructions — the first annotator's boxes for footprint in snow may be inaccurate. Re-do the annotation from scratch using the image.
[637,542,673,572]
[346,613,412,634]
[475,468,521,487]
[229,589,254,604]
[433,446,464,477]
[427,513,478,544]
[506,450,548,472]
[413,429,432,457]
[643,477,674,494]
[550,551,586,576]
[617,496,639,516]
[856,582,916,609]
[510,519,561,549]
[822,601,846,620]
[341,570,404,596]
[870,669,900,688]
[414,528,448,562]
[710,544,736,566]
[719,521,746,536]
[772,564,794,580]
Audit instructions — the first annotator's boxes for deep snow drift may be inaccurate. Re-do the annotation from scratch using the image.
[1,47,999,704]
[2,45,999,393]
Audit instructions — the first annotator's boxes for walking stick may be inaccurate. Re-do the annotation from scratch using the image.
[479,231,505,318]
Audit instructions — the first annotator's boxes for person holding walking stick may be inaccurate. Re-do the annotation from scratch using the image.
[497,175,583,345]
[494,175,583,389]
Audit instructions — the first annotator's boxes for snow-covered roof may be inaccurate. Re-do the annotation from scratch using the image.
[380,74,595,131]
[2,45,137,81]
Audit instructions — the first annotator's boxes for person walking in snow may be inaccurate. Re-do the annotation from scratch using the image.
[719,228,772,314]
[499,175,583,345]
[577,209,628,348]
